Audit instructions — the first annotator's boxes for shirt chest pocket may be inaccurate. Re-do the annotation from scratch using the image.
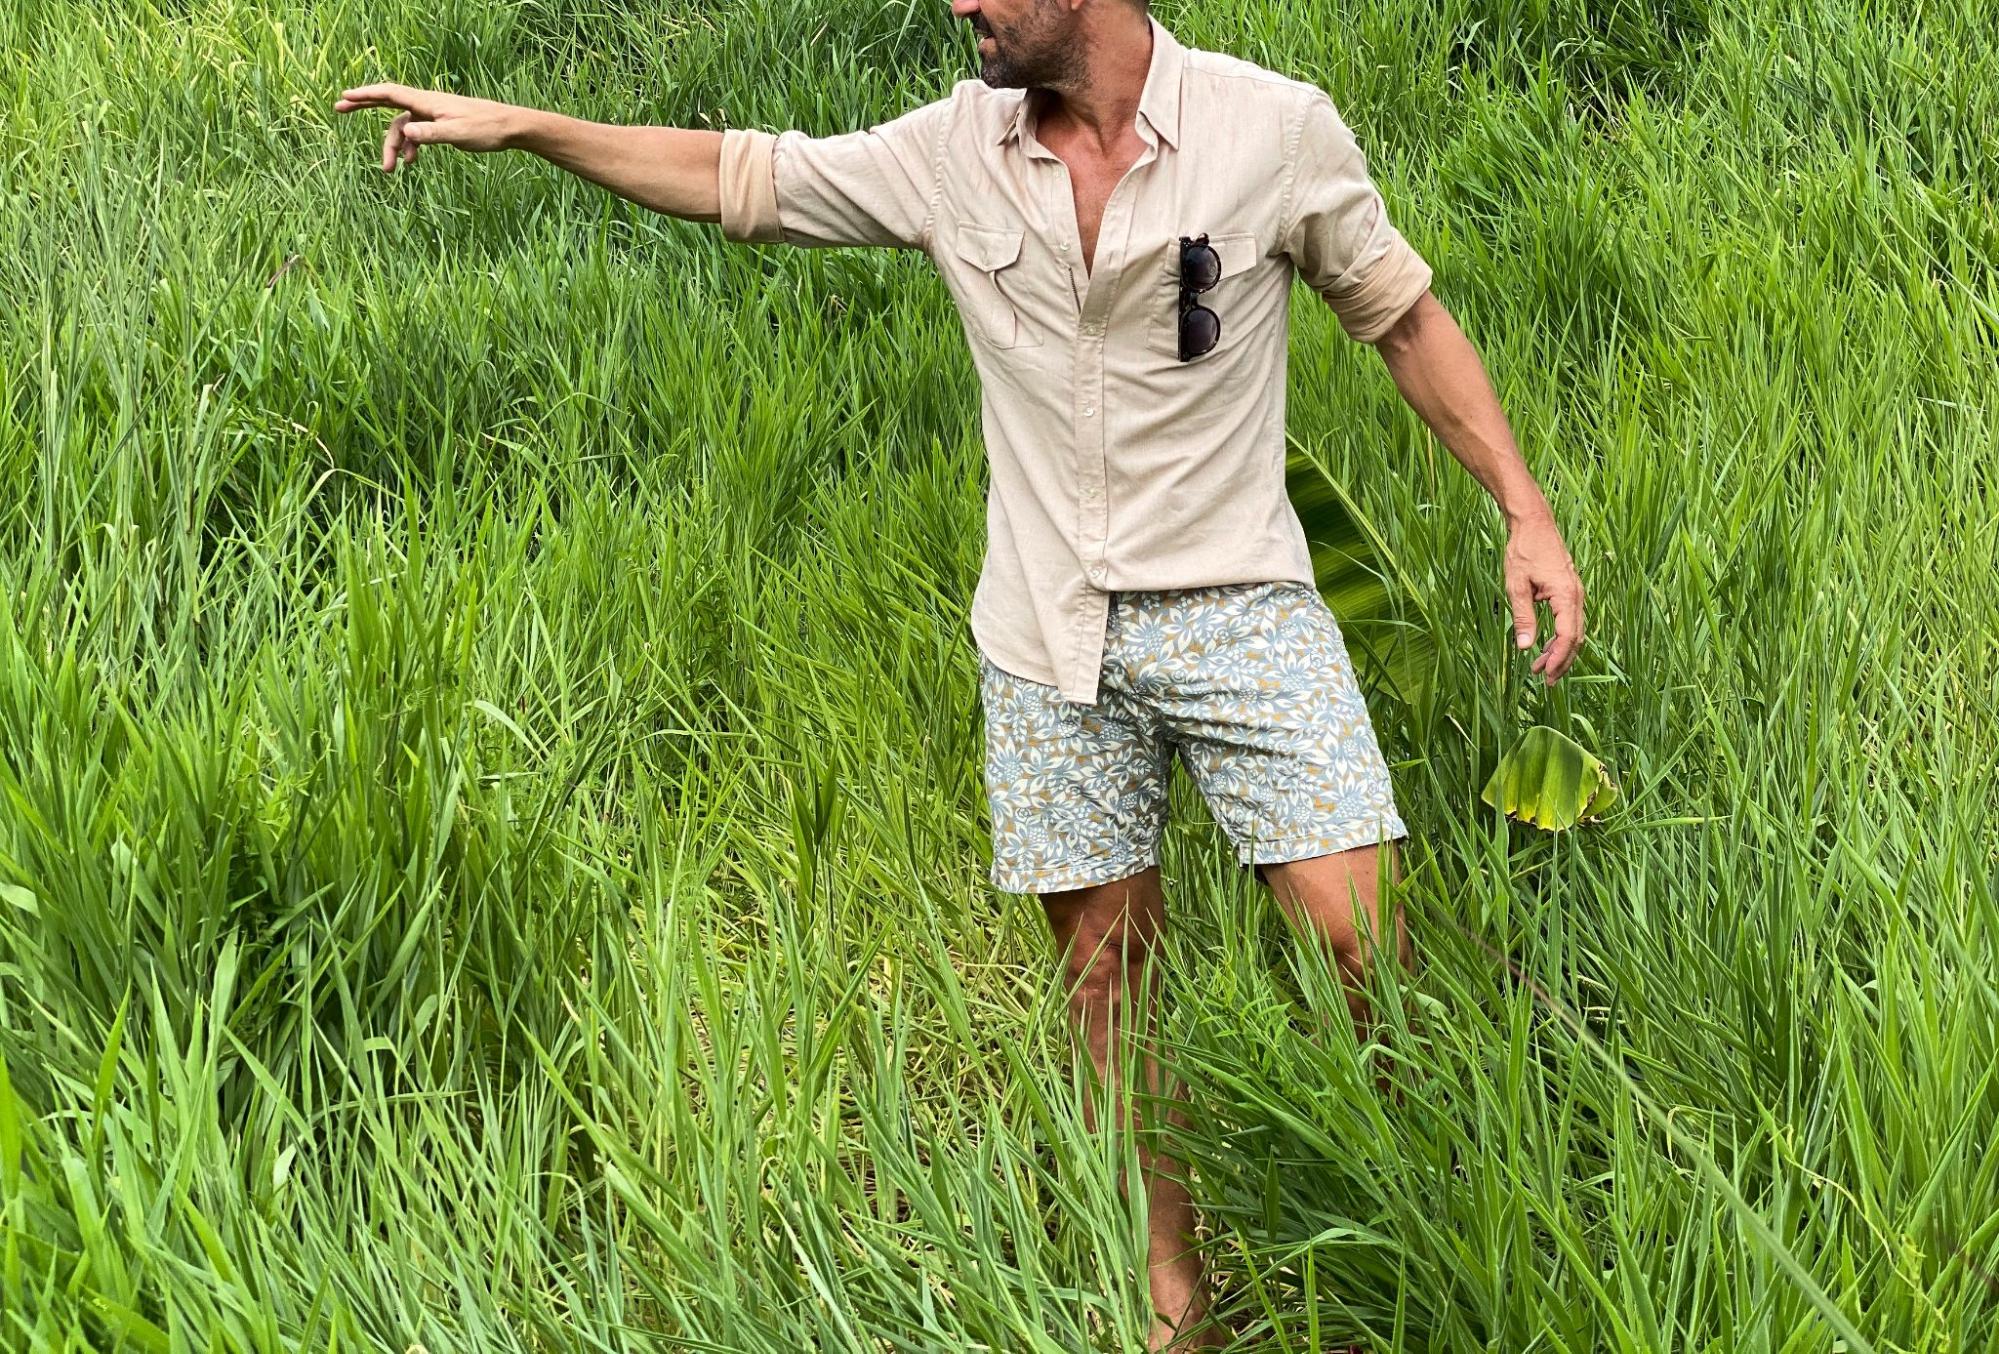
[1145,230,1260,362]
[949,224,1046,352]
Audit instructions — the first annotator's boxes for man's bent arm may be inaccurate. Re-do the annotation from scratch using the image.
[1369,291,1586,684]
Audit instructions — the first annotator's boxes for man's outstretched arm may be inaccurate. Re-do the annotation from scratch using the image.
[332,83,950,250]
[332,85,724,221]
[1371,291,1586,685]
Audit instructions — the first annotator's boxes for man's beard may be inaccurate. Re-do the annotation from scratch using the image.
[972,7,1084,91]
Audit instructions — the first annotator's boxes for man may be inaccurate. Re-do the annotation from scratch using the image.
[337,0,1583,1346]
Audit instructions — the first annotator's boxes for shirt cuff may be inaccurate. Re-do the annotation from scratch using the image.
[1324,235,1433,343]
[718,127,783,243]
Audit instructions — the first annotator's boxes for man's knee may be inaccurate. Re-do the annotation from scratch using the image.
[1064,918,1162,1004]
[1039,868,1164,1000]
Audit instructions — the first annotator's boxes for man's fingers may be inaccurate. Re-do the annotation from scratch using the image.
[335,86,403,112]
[1505,573,1537,650]
[336,82,426,112]
[1532,588,1585,682]
[381,111,409,172]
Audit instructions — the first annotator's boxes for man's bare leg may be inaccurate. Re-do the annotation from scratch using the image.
[1257,839,1413,1092]
[1245,841,1412,1354]
[1039,864,1222,1351]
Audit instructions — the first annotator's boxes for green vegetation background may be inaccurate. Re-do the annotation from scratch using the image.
[2,0,1995,1348]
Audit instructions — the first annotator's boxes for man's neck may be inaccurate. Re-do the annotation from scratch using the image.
[1033,12,1153,156]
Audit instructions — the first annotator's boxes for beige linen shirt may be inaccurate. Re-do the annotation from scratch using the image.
[718,16,1432,705]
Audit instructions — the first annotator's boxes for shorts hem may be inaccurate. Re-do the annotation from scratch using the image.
[1233,815,1409,867]
[990,847,1158,895]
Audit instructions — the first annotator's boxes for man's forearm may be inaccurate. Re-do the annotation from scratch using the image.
[1371,289,1585,678]
[1371,292,1551,529]
[510,110,723,222]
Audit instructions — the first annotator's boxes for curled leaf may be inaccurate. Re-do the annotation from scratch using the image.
[1481,725,1619,831]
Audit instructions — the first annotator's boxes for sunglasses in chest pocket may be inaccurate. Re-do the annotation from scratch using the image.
[1153,231,1258,361]
[1178,233,1222,360]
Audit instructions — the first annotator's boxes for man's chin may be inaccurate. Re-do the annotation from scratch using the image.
[979,59,1030,90]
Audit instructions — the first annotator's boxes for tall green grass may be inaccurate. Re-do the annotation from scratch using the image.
[1,0,1995,1348]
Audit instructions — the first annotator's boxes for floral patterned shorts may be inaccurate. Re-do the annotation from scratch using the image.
[978,579,1409,894]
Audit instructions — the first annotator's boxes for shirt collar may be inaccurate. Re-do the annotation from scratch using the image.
[995,15,1184,151]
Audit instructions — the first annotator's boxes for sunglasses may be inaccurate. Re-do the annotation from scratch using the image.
[1177,233,1222,361]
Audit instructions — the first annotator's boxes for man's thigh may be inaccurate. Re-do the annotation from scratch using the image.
[1149,580,1410,875]
[977,653,1172,896]
[1259,838,1398,927]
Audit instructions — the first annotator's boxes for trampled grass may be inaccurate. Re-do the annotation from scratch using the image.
[1,0,1995,1349]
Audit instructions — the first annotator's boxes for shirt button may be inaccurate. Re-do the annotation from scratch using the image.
[1082,405,1096,417]
[1089,563,1105,580]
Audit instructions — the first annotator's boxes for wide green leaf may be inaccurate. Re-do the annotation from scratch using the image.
[1285,443,1436,707]
[1480,724,1620,831]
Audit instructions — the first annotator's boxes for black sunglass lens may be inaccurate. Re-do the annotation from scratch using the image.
[1180,305,1219,359]
[1182,244,1220,292]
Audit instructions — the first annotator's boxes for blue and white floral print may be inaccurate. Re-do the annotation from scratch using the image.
[977,580,1409,893]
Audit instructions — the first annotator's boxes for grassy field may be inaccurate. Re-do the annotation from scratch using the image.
[3,0,1997,1349]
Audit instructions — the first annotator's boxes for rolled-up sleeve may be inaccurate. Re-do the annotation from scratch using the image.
[717,95,952,251]
[1278,92,1432,343]
[718,128,784,243]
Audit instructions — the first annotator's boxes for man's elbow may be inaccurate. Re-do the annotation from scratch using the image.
[1369,289,1442,362]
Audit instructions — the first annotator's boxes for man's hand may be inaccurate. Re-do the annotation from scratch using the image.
[330,85,722,221]
[1502,510,1584,684]
[333,84,523,171]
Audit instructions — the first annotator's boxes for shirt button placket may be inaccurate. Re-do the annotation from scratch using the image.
[1078,166,1144,594]
[1079,323,1107,695]
[1079,299,1108,587]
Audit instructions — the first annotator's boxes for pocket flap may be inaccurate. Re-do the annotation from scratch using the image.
[952,223,1026,272]
[1166,231,1260,281]
[1209,231,1260,279]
